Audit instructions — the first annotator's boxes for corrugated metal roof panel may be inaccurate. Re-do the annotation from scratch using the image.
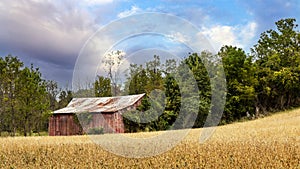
[53,93,145,114]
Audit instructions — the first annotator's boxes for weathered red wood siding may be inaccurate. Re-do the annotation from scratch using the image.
[48,114,82,136]
[79,112,124,133]
[49,113,124,136]
[101,112,124,133]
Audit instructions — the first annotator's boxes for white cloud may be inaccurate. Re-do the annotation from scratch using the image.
[285,2,291,7]
[200,21,257,51]
[239,22,257,47]
[202,25,239,51]
[166,32,189,43]
[84,0,114,5]
[117,6,142,18]
[73,34,116,87]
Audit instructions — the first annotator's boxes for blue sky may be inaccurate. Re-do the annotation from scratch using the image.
[0,0,299,88]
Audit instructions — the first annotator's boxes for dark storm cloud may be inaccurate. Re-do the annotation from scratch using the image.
[0,0,98,86]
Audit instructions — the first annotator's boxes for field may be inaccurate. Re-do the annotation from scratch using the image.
[0,109,299,168]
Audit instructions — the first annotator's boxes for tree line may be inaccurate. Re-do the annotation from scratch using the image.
[95,18,300,132]
[0,56,72,136]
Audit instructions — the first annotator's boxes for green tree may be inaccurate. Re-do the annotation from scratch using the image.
[17,65,49,136]
[0,55,61,136]
[160,73,180,130]
[219,46,257,123]
[0,58,7,135]
[252,18,300,112]
[0,55,23,136]
[123,56,166,132]
[127,65,148,95]
[94,76,112,97]
[58,90,73,108]
[45,80,59,111]
[145,55,164,93]
[176,52,211,128]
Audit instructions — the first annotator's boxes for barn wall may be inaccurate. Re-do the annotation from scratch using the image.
[101,112,124,133]
[79,99,142,134]
[48,114,82,136]
[82,113,124,133]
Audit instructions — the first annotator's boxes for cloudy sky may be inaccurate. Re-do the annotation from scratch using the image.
[0,0,299,89]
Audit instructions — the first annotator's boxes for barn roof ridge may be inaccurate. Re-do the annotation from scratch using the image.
[53,93,145,114]
[70,93,145,99]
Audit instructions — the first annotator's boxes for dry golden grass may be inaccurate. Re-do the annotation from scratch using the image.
[0,109,299,168]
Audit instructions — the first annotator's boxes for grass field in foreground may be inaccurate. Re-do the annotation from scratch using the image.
[0,109,299,168]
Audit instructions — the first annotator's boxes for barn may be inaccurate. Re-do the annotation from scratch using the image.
[48,93,145,136]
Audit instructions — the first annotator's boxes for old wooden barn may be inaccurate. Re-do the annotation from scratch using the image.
[48,93,145,136]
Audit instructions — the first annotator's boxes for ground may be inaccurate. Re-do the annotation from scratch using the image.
[0,108,299,168]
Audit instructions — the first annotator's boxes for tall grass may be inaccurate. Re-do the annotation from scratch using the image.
[0,109,299,168]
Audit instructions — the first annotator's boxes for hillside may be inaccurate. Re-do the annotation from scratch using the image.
[0,109,299,168]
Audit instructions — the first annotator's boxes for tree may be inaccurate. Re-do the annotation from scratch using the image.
[58,90,73,108]
[0,55,64,136]
[252,18,300,112]
[45,80,59,111]
[219,46,257,123]
[123,56,167,132]
[0,58,7,135]
[145,55,164,93]
[17,65,49,136]
[123,53,213,131]
[103,50,125,96]
[177,52,211,128]
[0,55,23,136]
[94,76,112,97]
[161,73,180,129]
[127,64,148,95]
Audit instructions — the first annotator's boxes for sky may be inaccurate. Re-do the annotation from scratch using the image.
[0,0,299,89]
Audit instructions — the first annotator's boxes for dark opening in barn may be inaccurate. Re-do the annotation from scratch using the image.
[48,93,145,136]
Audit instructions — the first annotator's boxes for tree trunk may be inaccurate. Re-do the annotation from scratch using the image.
[286,92,291,107]
[23,123,27,137]
[24,115,29,137]
[11,105,16,137]
[280,95,284,110]
[29,124,32,136]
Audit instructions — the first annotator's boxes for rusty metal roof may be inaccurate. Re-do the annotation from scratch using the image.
[53,93,145,114]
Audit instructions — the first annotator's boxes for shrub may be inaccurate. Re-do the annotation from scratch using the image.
[87,127,104,135]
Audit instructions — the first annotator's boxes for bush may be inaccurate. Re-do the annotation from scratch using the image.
[87,127,104,135]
